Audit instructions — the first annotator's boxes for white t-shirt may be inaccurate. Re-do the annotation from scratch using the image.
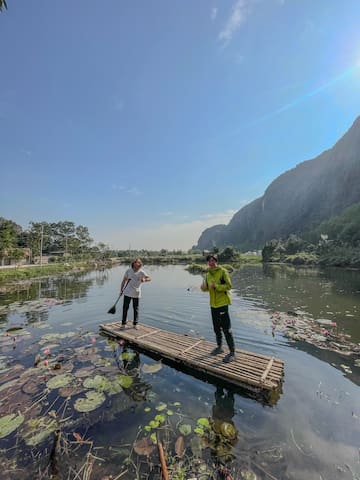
[123,267,148,298]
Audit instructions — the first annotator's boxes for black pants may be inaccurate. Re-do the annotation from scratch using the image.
[211,305,235,353]
[122,296,139,325]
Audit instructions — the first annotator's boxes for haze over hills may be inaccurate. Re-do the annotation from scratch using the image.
[196,116,360,251]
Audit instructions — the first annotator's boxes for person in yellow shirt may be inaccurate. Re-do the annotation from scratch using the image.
[201,254,235,363]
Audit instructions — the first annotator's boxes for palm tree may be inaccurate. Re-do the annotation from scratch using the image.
[0,0,8,12]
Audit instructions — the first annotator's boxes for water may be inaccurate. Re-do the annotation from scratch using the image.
[0,264,359,479]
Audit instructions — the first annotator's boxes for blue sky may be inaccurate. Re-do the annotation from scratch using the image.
[1,1,360,250]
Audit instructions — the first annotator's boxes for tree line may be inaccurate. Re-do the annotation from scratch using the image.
[262,202,360,267]
[0,218,100,265]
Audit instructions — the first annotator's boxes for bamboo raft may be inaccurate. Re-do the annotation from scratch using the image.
[100,322,284,402]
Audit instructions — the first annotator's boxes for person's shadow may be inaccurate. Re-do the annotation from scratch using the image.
[208,386,238,463]
[119,346,151,402]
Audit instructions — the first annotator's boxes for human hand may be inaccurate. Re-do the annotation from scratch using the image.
[210,282,215,289]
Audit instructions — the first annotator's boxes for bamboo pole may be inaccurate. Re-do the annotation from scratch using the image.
[157,437,169,480]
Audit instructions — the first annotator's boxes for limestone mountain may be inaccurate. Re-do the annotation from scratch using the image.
[196,116,360,251]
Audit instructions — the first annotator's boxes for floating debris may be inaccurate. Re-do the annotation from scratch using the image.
[270,311,359,356]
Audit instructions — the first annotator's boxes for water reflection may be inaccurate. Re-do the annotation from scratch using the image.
[0,270,110,325]
[208,387,237,463]
[0,265,359,480]
[118,346,152,402]
[232,264,360,342]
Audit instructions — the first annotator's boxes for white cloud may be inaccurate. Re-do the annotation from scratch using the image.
[218,0,250,46]
[211,7,218,21]
[127,187,142,196]
[101,209,238,251]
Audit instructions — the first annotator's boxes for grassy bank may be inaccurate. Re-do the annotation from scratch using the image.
[0,253,262,283]
[0,261,103,282]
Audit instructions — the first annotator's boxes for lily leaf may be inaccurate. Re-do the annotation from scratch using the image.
[179,424,192,436]
[74,391,106,412]
[0,413,24,438]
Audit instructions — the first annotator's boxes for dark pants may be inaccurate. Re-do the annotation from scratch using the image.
[211,305,235,353]
[122,296,139,325]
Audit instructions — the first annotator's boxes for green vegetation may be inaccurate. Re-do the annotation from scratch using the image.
[186,247,261,274]
[0,263,90,282]
[262,203,360,267]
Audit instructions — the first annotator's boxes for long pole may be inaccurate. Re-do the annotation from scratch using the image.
[40,224,44,266]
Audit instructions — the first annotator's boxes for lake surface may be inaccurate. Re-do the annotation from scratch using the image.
[0,264,359,479]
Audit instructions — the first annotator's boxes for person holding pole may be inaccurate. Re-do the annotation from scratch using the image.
[120,257,151,329]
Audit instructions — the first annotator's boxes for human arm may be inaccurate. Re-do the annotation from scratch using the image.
[200,274,208,291]
[120,272,129,292]
[140,270,151,283]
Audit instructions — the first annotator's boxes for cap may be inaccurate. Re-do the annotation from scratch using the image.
[206,254,218,262]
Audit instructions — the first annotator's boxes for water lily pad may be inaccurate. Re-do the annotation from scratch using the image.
[194,426,205,435]
[149,420,160,428]
[133,437,156,456]
[197,418,210,428]
[142,362,163,374]
[220,421,237,440]
[46,373,74,390]
[6,326,24,333]
[22,418,58,446]
[83,375,111,392]
[154,414,166,423]
[39,332,77,345]
[74,391,105,412]
[75,366,95,378]
[155,402,167,411]
[116,374,133,389]
[0,378,20,393]
[121,351,136,361]
[315,318,333,326]
[22,379,42,395]
[0,413,24,438]
[179,424,192,436]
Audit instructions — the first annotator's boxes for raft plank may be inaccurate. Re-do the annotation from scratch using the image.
[99,322,284,396]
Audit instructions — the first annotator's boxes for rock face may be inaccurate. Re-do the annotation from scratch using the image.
[196,116,360,250]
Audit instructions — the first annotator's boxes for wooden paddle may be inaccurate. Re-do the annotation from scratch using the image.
[107,279,130,314]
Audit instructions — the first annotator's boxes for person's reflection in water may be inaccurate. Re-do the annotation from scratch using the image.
[122,346,140,372]
[120,346,151,402]
[209,386,238,465]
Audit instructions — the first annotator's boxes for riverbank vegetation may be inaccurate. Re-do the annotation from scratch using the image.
[186,247,261,274]
[0,215,261,283]
[262,203,360,267]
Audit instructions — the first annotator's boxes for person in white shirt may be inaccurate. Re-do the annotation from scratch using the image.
[120,257,151,329]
